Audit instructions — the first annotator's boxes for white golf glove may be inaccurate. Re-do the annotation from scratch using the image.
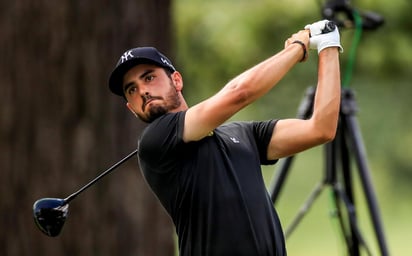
[304,20,343,54]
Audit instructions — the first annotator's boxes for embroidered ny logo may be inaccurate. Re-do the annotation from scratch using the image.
[121,50,134,63]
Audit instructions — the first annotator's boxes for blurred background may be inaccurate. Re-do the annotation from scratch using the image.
[1,0,411,255]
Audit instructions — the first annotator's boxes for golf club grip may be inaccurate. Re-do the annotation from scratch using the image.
[321,21,336,34]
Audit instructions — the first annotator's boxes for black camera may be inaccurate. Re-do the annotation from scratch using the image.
[322,0,384,30]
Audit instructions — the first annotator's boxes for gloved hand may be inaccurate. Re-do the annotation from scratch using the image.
[304,20,343,54]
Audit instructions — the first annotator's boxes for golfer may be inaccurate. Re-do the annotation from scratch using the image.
[109,20,342,256]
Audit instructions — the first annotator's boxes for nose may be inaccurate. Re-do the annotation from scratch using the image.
[142,92,151,100]
[134,83,149,97]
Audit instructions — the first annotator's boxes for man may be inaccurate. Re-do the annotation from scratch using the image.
[109,20,342,256]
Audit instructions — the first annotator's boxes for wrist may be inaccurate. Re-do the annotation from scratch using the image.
[291,40,308,62]
[318,47,340,58]
[318,44,343,54]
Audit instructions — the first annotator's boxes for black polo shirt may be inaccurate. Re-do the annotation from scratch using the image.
[138,111,286,256]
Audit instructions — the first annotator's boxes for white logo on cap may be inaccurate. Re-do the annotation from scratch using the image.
[121,50,134,63]
[161,57,172,68]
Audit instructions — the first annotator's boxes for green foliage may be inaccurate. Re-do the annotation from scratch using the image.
[173,0,412,255]
[174,0,315,103]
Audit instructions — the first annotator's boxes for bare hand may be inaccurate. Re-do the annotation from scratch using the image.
[284,30,310,62]
[284,30,310,50]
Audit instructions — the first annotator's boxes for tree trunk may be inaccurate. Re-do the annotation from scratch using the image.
[0,0,175,255]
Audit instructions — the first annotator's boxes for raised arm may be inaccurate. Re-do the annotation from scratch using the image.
[183,30,310,142]
[267,21,342,159]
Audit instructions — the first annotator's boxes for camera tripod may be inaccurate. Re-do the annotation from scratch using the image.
[268,86,389,256]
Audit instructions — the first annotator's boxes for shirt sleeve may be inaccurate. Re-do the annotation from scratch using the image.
[252,119,279,165]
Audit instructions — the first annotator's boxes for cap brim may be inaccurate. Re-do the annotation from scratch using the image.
[109,58,162,96]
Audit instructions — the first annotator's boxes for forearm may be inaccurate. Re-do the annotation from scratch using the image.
[220,40,305,106]
[243,45,302,93]
[311,48,341,139]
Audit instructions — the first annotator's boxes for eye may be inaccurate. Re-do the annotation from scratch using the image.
[145,75,155,82]
[127,86,137,95]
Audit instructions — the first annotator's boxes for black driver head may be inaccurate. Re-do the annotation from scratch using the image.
[33,198,69,237]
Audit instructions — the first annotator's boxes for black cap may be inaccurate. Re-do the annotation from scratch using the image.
[109,47,176,96]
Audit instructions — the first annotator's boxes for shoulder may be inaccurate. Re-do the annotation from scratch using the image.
[139,112,186,155]
[142,112,186,139]
[146,111,185,130]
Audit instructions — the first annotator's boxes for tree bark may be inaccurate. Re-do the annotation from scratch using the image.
[0,0,175,255]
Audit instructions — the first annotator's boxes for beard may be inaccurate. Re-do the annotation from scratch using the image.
[138,81,181,123]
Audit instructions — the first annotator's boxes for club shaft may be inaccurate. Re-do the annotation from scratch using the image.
[63,149,138,203]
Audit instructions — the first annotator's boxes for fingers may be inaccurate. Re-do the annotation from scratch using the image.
[285,30,309,49]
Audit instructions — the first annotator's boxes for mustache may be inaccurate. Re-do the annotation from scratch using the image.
[142,94,163,111]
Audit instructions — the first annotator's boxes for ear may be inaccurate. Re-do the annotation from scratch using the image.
[171,71,183,92]
[126,102,138,117]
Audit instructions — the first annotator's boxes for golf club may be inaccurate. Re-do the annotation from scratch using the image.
[33,149,138,237]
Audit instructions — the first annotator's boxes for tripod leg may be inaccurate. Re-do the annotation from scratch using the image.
[269,87,316,204]
[269,156,295,204]
[325,124,355,253]
[341,89,389,256]
[332,184,373,256]
[284,182,325,238]
[339,120,361,256]
[326,122,361,255]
